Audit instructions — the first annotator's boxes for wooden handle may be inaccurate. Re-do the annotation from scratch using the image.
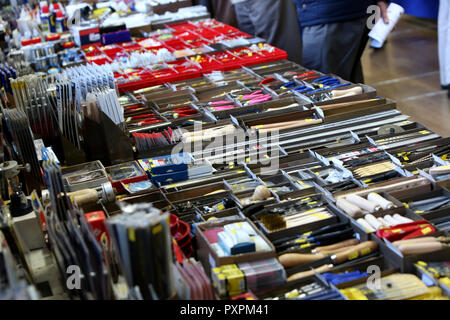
[429,166,450,175]
[316,245,358,256]
[68,189,99,205]
[393,214,413,224]
[257,119,323,133]
[287,264,333,282]
[336,198,363,218]
[318,99,376,111]
[346,194,381,213]
[252,185,272,201]
[367,192,395,210]
[332,241,378,264]
[365,214,383,230]
[393,237,440,247]
[356,218,376,233]
[377,217,391,227]
[397,242,443,255]
[331,86,363,98]
[278,252,325,269]
[383,215,399,226]
[314,238,360,254]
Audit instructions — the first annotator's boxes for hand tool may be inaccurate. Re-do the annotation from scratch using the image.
[287,264,333,282]
[393,214,413,224]
[429,165,450,175]
[276,228,355,253]
[272,221,350,247]
[393,236,447,247]
[384,215,400,226]
[375,220,434,241]
[345,194,381,213]
[336,198,363,218]
[279,241,377,269]
[356,218,376,233]
[353,161,395,178]
[259,207,334,232]
[311,238,360,254]
[395,240,449,255]
[407,196,450,213]
[322,271,368,285]
[429,215,450,230]
[377,217,392,227]
[285,241,378,281]
[367,192,395,210]
[365,214,384,230]
[254,118,323,134]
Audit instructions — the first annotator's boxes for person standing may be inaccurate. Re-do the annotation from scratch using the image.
[294,0,389,83]
[231,0,303,65]
[438,0,450,98]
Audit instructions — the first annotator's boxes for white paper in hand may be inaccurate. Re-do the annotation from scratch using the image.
[369,3,405,48]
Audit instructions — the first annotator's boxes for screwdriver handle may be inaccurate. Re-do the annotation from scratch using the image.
[314,238,360,254]
[68,189,98,205]
[397,242,444,255]
[278,252,325,269]
[287,264,333,282]
[332,241,378,264]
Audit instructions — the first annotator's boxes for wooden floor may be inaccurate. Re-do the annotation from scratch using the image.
[361,15,449,136]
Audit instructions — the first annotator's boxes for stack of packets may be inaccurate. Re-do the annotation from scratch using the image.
[138,153,213,186]
[211,258,285,298]
[205,221,271,256]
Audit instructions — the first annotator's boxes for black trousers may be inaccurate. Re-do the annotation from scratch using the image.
[301,17,369,84]
[233,0,303,65]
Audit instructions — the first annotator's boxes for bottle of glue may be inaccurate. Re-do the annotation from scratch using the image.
[55,11,66,33]
[40,5,51,35]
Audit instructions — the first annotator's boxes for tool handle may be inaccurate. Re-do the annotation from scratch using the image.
[397,242,443,255]
[365,214,383,230]
[278,252,325,269]
[346,194,381,213]
[68,189,98,205]
[331,86,363,98]
[258,119,322,133]
[367,192,395,210]
[252,185,272,201]
[393,237,439,247]
[429,166,450,175]
[332,241,378,264]
[393,214,413,224]
[356,218,376,233]
[336,198,363,218]
[307,221,348,238]
[315,245,358,255]
[384,215,399,226]
[287,264,333,282]
[314,238,359,254]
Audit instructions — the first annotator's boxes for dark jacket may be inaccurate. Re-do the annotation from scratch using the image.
[294,0,379,27]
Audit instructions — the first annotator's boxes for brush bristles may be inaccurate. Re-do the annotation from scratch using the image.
[260,213,286,231]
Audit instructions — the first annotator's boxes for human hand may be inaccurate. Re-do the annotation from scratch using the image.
[377,1,389,24]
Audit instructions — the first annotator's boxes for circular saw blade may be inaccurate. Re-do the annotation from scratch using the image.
[377,124,405,136]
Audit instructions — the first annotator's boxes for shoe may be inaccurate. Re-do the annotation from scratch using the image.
[442,84,449,90]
